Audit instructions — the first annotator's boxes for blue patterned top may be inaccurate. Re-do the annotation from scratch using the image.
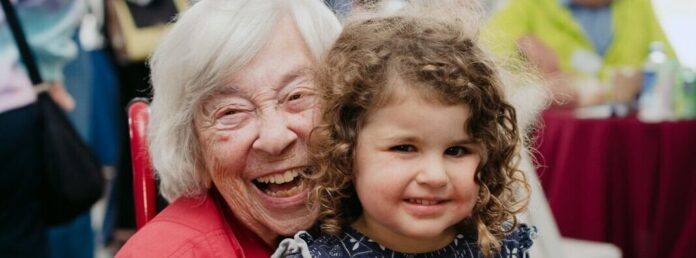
[277,224,536,258]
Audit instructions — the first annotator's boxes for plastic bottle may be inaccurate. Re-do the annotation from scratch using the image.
[640,42,667,97]
[673,68,696,119]
[638,41,670,122]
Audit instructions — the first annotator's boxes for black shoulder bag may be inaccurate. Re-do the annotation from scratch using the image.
[1,0,105,225]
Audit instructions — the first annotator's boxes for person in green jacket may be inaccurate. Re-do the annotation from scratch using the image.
[484,0,675,106]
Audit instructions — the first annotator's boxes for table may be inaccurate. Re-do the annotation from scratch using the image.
[533,109,696,258]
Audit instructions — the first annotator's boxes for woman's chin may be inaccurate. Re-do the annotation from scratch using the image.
[248,177,317,233]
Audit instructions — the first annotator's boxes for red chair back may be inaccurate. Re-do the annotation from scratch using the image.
[127,99,156,229]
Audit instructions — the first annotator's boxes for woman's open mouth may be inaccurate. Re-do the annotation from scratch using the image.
[252,167,309,198]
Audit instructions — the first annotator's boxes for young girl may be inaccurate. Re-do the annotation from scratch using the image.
[275,2,538,257]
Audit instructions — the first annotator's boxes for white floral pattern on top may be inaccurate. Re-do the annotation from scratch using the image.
[274,224,537,258]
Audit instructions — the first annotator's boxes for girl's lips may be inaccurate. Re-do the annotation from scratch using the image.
[405,198,444,205]
[402,199,449,217]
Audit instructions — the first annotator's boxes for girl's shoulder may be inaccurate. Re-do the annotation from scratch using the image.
[275,227,411,258]
[273,224,538,258]
[499,223,538,255]
[273,230,350,258]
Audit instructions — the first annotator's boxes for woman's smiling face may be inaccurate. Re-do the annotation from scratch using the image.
[194,16,319,245]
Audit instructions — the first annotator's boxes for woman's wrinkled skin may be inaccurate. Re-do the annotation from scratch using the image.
[195,16,319,245]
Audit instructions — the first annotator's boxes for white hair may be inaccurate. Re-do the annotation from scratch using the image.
[148,0,342,202]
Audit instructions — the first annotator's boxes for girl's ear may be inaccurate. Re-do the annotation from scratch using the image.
[476,190,484,206]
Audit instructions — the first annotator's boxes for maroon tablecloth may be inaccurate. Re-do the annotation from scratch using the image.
[534,110,696,258]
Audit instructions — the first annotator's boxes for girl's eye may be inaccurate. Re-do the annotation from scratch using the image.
[390,145,416,152]
[444,146,470,157]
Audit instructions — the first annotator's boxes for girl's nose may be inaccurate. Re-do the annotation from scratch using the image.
[415,156,449,188]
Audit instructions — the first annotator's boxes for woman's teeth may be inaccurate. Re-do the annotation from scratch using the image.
[256,169,300,184]
[264,180,305,197]
[254,168,307,198]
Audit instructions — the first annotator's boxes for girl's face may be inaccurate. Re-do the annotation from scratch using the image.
[351,87,481,253]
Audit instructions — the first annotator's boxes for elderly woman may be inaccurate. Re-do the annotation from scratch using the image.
[116,0,341,256]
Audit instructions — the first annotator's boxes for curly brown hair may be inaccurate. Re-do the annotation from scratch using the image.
[308,13,531,257]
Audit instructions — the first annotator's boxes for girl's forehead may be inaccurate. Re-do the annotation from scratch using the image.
[374,78,465,108]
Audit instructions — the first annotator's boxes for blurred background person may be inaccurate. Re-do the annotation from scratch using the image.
[0,0,83,256]
[48,0,122,257]
[323,0,353,20]
[484,0,676,107]
[483,1,695,258]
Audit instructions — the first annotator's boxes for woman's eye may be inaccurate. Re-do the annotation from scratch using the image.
[219,108,244,117]
[390,145,416,152]
[288,93,304,101]
[223,110,239,116]
[216,108,250,127]
[285,90,316,112]
[444,146,470,157]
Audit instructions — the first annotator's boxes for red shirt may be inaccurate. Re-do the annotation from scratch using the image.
[116,191,273,257]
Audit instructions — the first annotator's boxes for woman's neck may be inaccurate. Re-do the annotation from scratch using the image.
[211,188,277,246]
[350,216,456,254]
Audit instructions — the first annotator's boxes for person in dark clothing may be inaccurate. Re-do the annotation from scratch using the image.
[0,0,82,256]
